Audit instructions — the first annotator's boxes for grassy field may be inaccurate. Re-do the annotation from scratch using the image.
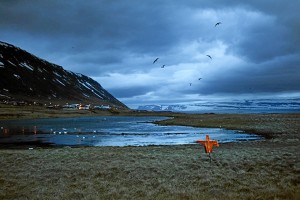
[0,105,299,199]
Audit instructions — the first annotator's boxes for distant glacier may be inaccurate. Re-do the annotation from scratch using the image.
[137,98,300,114]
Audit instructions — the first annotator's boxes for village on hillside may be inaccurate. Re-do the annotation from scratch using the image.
[0,99,112,111]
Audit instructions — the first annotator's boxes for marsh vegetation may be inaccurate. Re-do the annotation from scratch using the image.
[0,105,299,199]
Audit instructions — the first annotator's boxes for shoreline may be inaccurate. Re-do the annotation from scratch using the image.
[0,106,299,199]
[1,104,299,138]
[1,108,299,147]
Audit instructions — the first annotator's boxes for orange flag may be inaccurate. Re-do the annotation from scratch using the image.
[196,135,219,153]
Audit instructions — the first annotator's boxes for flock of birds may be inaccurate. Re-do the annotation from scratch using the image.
[152,22,222,87]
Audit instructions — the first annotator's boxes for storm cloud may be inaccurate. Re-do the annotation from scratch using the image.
[1,0,299,107]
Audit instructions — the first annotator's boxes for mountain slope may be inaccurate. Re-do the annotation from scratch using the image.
[0,41,127,108]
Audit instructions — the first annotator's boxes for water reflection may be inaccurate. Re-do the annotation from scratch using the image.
[1,126,39,136]
[0,116,262,147]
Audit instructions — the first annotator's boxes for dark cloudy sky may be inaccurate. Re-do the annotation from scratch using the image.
[1,0,300,108]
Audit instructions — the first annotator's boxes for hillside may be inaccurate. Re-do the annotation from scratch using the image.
[0,41,127,109]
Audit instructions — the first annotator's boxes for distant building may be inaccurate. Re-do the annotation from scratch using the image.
[79,104,90,110]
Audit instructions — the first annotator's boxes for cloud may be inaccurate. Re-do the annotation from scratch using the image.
[1,0,299,107]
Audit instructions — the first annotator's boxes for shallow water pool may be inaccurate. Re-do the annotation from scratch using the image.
[0,116,262,147]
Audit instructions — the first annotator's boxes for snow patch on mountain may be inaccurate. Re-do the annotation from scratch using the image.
[13,74,21,79]
[19,62,33,71]
[0,40,127,108]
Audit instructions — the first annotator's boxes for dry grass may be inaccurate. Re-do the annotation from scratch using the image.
[155,113,300,139]
[0,141,299,200]
[0,107,300,199]
[0,104,115,120]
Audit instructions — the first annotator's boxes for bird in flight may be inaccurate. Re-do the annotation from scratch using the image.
[198,78,202,80]
[153,58,159,64]
[206,55,212,59]
[161,65,165,68]
[189,83,192,86]
[215,22,222,27]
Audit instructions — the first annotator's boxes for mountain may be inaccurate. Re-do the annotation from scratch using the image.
[0,41,127,109]
[137,104,187,112]
[137,99,300,113]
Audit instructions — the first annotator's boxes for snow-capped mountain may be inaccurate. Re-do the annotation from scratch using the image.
[0,41,127,108]
[137,98,300,113]
[137,105,187,112]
